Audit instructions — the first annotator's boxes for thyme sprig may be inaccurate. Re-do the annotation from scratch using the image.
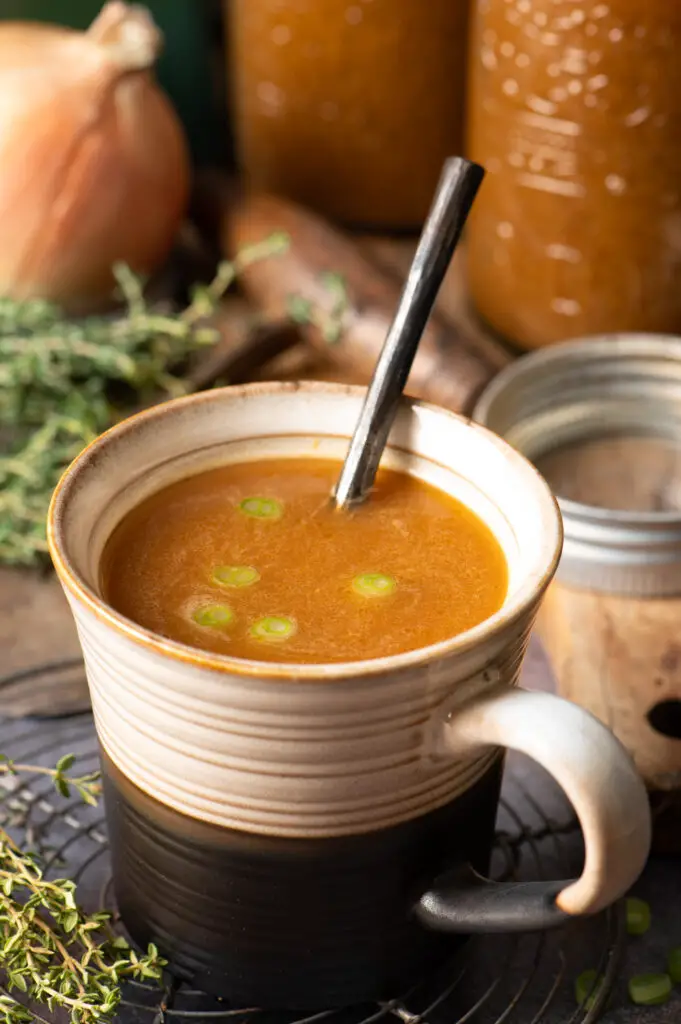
[0,755,101,807]
[287,271,349,343]
[0,756,165,1024]
[0,232,288,567]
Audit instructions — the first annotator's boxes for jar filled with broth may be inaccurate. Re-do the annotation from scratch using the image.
[466,2,681,350]
[227,0,470,230]
[475,334,681,852]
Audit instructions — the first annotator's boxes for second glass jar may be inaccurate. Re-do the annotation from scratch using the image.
[466,2,681,350]
[228,0,471,230]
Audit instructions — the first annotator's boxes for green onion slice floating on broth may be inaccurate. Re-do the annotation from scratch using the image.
[628,973,672,1006]
[238,496,283,520]
[352,572,397,598]
[250,616,297,642]
[192,604,235,629]
[212,565,261,588]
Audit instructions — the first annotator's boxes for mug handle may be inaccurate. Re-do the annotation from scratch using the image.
[415,687,651,932]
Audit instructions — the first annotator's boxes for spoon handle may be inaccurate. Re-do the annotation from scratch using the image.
[333,156,485,509]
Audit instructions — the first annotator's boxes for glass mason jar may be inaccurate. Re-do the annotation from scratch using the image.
[466,2,681,350]
[475,335,681,852]
[228,0,470,230]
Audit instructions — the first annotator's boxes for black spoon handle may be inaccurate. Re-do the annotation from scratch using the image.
[333,156,485,509]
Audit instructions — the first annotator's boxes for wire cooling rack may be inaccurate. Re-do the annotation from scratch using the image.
[0,659,627,1024]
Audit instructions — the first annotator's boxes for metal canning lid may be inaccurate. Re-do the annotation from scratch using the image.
[473,334,681,597]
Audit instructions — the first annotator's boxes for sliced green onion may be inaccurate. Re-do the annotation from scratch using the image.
[351,572,397,598]
[628,973,672,1006]
[212,565,260,589]
[575,970,605,1011]
[626,896,651,936]
[250,616,297,642]
[238,496,283,520]
[192,604,235,629]
[668,947,681,984]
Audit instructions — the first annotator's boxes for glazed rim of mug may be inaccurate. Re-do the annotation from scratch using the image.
[48,381,563,681]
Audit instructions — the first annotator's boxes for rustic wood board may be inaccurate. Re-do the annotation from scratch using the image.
[259,237,510,387]
[0,567,84,714]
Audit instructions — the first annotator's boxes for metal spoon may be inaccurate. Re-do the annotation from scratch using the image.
[333,156,485,509]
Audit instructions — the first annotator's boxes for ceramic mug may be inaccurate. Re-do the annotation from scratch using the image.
[48,382,651,1009]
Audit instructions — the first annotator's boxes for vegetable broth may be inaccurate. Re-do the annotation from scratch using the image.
[102,458,507,664]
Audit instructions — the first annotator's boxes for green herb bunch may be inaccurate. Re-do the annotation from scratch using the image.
[0,234,288,567]
[0,757,164,1024]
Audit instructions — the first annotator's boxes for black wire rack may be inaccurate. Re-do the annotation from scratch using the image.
[0,659,627,1024]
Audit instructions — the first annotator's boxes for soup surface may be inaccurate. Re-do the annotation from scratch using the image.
[102,458,508,664]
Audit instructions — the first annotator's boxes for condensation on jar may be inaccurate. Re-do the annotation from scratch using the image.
[466,1,681,350]
[227,0,471,230]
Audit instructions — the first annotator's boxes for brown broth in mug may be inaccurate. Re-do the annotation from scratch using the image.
[102,458,508,663]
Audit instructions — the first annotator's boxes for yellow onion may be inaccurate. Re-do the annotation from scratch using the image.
[0,1,190,311]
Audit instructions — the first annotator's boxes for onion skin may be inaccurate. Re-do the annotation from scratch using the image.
[0,3,190,312]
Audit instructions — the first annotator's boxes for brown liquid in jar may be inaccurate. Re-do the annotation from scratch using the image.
[533,427,681,808]
[228,0,470,230]
[466,2,681,349]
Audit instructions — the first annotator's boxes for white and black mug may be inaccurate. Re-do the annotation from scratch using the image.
[48,382,651,1009]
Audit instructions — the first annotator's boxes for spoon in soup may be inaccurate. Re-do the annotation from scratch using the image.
[333,156,485,510]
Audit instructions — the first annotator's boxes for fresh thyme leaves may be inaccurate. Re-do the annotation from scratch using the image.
[287,271,349,343]
[0,755,101,807]
[0,755,164,1024]
[0,232,289,568]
